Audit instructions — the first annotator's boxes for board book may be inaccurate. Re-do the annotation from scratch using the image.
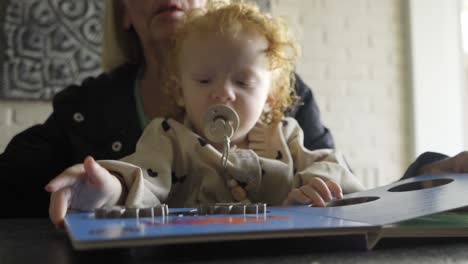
[64,173,468,250]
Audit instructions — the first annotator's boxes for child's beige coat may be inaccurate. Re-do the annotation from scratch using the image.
[98,117,364,208]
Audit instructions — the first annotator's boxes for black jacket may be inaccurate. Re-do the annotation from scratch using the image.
[0,64,334,218]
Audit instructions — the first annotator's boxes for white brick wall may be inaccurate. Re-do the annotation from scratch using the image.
[0,101,51,152]
[272,0,410,187]
[0,0,411,188]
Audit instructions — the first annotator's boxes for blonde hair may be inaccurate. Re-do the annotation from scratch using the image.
[169,1,300,123]
[101,0,230,72]
[102,0,140,72]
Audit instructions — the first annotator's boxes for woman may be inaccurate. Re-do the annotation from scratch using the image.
[0,0,333,218]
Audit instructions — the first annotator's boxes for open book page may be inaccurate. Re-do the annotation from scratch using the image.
[382,211,468,237]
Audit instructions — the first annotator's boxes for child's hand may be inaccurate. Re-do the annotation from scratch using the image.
[44,156,124,227]
[283,177,343,207]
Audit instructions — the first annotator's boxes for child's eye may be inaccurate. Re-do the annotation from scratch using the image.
[236,80,252,88]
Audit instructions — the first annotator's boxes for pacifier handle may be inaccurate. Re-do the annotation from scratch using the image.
[202,105,250,204]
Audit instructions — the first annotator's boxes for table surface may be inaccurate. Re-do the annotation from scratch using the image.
[2,218,468,264]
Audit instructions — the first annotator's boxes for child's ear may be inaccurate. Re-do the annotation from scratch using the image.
[261,97,274,124]
[263,97,273,114]
[164,74,184,107]
[266,96,274,108]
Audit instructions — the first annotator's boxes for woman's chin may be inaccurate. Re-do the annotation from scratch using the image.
[149,19,180,42]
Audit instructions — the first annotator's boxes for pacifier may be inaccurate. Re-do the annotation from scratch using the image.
[202,104,239,144]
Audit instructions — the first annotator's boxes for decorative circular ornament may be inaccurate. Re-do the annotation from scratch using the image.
[111,141,122,152]
[73,112,84,122]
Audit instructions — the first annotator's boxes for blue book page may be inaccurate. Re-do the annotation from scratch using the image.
[64,174,468,249]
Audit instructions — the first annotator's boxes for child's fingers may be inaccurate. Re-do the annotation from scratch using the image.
[283,187,327,207]
[325,180,343,199]
[299,185,326,207]
[283,188,311,205]
[49,187,72,228]
[83,156,111,187]
[44,164,85,192]
[306,177,332,202]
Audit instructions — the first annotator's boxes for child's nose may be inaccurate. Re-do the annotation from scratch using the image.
[211,82,236,103]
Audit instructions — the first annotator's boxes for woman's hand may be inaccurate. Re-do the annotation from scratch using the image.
[419,151,468,175]
[45,156,124,227]
[283,177,343,207]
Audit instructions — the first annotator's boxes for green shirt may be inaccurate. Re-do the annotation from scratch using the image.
[134,78,150,130]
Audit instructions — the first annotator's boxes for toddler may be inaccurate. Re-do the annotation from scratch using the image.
[46,2,364,226]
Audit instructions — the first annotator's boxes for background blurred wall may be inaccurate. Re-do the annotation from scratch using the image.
[272,0,410,187]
